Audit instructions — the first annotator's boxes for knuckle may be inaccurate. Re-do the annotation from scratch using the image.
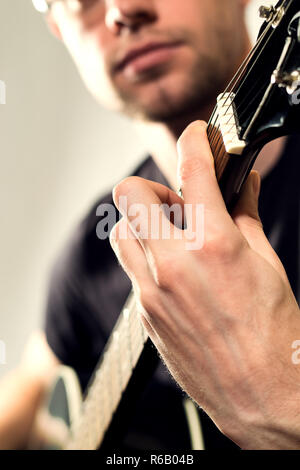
[140,314,154,336]
[202,234,244,262]
[154,253,183,289]
[136,282,157,315]
[236,214,264,232]
[136,283,165,324]
[177,121,212,183]
[113,176,140,202]
[180,155,210,183]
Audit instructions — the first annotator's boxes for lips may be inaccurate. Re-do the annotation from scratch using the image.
[114,41,183,74]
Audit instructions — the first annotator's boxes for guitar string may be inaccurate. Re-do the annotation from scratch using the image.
[207,3,291,197]
[208,14,282,157]
[211,5,284,128]
[214,19,285,158]
[209,26,276,160]
[209,0,291,156]
[206,24,272,170]
[207,18,273,136]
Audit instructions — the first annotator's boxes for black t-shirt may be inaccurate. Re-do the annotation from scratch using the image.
[45,134,300,449]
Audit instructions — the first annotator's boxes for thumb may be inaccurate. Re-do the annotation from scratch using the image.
[233,171,289,281]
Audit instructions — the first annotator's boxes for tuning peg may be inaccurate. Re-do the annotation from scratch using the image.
[259,5,275,20]
[288,12,300,42]
[271,70,300,95]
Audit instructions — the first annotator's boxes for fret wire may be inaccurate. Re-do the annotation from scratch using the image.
[119,303,141,380]
[105,349,117,412]
[95,356,112,434]
[117,323,131,387]
[94,368,108,431]
[85,398,97,450]
[119,324,138,380]
[110,337,121,410]
[130,315,147,350]
[93,374,109,444]
[72,370,109,449]
[113,330,124,393]
[92,394,102,449]
[75,400,95,449]
[118,337,131,388]
[65,290,152,449]
[124,306,134,370]
[85,373,104,444]
[139,308,148,343]
[114,337,123,405]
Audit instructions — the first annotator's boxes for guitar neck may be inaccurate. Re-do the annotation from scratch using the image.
[207,108,257,212]
[65,290,148,450]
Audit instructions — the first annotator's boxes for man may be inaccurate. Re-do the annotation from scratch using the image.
[0,0,299,449]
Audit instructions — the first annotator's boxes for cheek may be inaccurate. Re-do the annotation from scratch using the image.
[55,13,120,106]
[53,5,109,73]
[79,41,122,109]
[156,0,208,38]
[158,0,201,21]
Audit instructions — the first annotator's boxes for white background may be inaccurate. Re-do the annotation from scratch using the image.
[0,0,273,377]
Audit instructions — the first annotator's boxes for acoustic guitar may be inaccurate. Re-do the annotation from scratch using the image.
[34,0,300,450]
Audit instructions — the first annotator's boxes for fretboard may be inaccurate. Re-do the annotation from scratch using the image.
[207,109,232,182]
[65,290,148,450]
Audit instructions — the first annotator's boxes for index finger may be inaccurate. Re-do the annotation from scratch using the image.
[113,177,184,255]
[177,121,234,232]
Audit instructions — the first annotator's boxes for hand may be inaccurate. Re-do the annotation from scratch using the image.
[110,121,300,449]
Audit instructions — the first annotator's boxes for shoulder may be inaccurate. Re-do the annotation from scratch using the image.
[73,155,160,271]
[44,155,159,374]
[47,155,159,298]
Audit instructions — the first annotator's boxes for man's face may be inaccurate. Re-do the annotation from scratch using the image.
[50,0,249,122]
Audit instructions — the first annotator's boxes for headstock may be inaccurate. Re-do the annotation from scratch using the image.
[208,0,300,210]
[239,0,300,147]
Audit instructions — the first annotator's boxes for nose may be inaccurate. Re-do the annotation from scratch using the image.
[105,0,157,35]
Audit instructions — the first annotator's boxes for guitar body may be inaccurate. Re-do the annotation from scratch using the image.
[33,366,82,450]
[35,362,204,450]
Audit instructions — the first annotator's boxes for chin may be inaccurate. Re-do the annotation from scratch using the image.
[119,74,211,123]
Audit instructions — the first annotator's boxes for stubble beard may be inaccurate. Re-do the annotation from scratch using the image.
[113,51,234,126]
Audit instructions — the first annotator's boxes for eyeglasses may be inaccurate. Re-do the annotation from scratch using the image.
[32,0,102,14]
